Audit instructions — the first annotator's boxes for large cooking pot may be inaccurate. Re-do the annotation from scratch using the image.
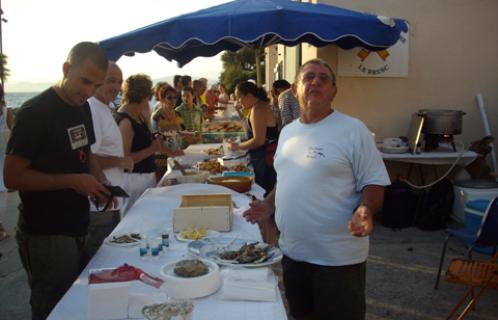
[418,109,466,135]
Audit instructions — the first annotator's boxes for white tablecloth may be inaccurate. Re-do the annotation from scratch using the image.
[157,143,263,200]
[48,184,287,320]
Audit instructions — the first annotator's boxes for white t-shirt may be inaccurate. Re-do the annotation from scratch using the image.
[88,96,126,211]
[274,111,390,266]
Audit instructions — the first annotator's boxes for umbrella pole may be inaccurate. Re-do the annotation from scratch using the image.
[255,48,262,87]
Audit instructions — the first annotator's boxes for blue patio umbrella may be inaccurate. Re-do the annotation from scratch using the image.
[99,0,408,84]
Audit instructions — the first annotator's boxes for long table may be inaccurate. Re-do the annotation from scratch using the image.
[49,184,286,319]
[381,149,477,166]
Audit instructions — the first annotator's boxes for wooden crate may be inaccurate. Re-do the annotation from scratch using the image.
[173,194,233,232]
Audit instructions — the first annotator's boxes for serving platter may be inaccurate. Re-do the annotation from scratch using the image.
[104,233,142,247]
[188,237,282,268]
[175,230,220,242]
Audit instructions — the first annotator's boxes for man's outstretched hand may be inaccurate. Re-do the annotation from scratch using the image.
[348,205,374,237]
[242,199,274,224]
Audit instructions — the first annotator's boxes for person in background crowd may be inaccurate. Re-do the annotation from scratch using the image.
[173,75,183,92]
[242,58,390,320]
[278,83,301,127]
[0,84,13,242]
[151,81,169,112]
[173,75,183,108]
[205,84,228,119]
[218,83,230,109]
[175,86,203,134]
[82,62,134,265]
[181,75,193,88]
[271,80,291,130]
[199,77,208,87]
[193,79,210,120]
[199,77,208,105]
[176,75,192,107]
[205,84,220,111]
[151,86,183,132]
[5,42,114,320]
[116,74,172,213]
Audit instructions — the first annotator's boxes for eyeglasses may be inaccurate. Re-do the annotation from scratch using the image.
[302,72,334,84]
[165,96,177,101]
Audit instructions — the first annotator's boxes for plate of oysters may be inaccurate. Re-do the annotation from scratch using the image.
[160,258,221,299]
[104,233,143,247]
[187,237,282,268]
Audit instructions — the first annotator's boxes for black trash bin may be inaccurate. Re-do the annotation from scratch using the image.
[381,180,417,229]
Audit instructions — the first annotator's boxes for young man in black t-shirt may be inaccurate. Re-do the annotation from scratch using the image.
[5,42,113,320]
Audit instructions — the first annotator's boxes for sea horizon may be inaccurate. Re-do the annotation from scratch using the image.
[5,91,40,109]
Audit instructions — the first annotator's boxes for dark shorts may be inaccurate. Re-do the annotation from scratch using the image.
[282,255,366,320]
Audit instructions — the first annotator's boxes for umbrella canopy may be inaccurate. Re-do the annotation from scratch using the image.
[100,0,407,81]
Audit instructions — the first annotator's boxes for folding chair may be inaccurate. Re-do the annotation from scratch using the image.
[435,197,498,289]
[444,253,498,319]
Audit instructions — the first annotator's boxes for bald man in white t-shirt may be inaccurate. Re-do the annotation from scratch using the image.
[242,58,390,320]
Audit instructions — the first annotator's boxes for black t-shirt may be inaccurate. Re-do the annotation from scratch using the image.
[7,88,96,236]
[115,112,156,173]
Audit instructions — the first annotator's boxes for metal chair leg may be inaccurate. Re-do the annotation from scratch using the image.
[446,286,474,320]
[466,247,473,260]
[456,287,487,320]
[436,234,451,289]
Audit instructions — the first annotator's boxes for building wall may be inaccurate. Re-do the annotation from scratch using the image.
[283,45,300,82]
[265,45,279,87]
[280,0,498,151]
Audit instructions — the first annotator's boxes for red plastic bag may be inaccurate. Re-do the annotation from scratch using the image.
[88,264,164,288]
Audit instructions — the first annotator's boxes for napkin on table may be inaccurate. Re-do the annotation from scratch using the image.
[220,267,276,302]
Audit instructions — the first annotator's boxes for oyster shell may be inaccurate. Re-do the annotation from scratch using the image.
[142,301,194,320]
[174,259,209,278]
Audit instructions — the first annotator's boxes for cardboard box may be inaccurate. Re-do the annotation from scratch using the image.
[173,194,233,232]
[88,281,130,320]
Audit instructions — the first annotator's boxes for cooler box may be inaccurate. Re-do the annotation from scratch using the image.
[452,179,498,223]
[463,199,494,255]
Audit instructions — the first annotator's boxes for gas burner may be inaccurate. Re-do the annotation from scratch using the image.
[423,133,456,152]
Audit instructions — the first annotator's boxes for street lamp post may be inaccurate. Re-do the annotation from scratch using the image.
[0,0,6,87]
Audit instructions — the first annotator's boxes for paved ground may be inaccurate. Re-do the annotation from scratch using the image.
[1,191,497,319]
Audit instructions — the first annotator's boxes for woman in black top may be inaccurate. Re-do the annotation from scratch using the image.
[116,74,176,213]
[229,81,279,195]
[229,81,280,245]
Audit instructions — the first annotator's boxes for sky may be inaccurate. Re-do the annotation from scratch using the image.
[2,0,233,92]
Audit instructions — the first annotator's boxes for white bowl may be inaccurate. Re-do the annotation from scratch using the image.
[382,145,409,154]
[176,170,210,184]
[383,137,403,147]
[160,258,220,299]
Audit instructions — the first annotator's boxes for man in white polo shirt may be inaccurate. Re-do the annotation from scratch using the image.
[82,61,134,265]
[242,58,390,320]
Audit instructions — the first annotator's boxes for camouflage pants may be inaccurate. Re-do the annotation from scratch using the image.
[16,228,85,320]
